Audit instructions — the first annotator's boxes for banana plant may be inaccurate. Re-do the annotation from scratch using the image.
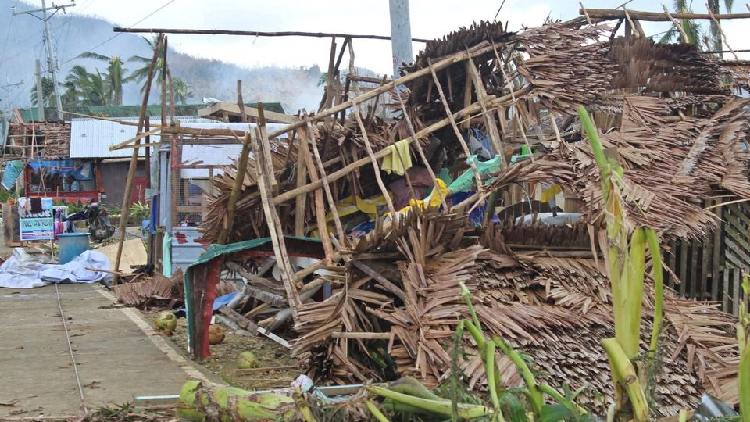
[739,274,749,422]
[577,106,664,422]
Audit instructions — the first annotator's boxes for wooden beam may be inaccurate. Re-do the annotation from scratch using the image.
[217,133,252,244]
[112,26,430,42]
[580,8,750,21]
[271,86,530,205]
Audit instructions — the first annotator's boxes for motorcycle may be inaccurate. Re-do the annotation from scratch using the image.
[64,201,116,242]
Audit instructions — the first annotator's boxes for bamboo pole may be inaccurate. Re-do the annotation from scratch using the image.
[304,113,347,245]
[427,60,484,195]
[256,104,277,188]
[251,125,301,320]
[466,50,507,169]
[579,8,750,20]
[347,41,397,216]
[112,33,164,286]
[265,41,503,140]
[272,86,530,205]
[294,127,307,237]
[297,125,334,262]
[217,133,252,245]
[663,6,690,43]
[113,26,431,42]
[394,91,448,210]
[706,3,740,60]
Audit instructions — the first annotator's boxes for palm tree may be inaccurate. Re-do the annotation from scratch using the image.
[660,0,733,52]
[63,66,107,106]
[29,77,56,108]
[77,52,126,105]
[171,77,194,105]
[125,35,193,103]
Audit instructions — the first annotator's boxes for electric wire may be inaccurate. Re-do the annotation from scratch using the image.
[54,283,88,414]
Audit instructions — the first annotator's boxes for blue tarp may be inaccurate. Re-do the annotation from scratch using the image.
[2,160,24,189]
[27,160,93,181]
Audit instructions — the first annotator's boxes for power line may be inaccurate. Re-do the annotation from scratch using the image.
[61,0,179,65]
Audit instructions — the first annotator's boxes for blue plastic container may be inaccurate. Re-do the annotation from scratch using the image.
[58,233,90,264]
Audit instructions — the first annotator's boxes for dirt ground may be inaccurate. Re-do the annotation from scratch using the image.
[143,311,301,391]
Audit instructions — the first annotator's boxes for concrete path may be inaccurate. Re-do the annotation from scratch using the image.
[0,283,209,419]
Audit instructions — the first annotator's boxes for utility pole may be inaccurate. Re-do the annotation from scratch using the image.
[14,0,75,121]
[35,60,46,122]
[388,0,414,78]
[2,78,24,118]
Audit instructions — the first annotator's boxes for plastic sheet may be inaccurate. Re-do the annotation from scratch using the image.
[0,248,111,289]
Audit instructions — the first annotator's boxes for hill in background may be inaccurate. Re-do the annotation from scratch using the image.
[0,0,327,114]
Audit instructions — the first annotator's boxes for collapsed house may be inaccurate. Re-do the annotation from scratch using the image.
[178,15,749,417]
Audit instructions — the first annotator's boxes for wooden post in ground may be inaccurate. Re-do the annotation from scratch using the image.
[112,34,164,286]
[237,80,247,122]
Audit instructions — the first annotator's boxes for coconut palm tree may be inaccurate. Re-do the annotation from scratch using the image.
[660,0,733,52]
[29,77,56,108]
[125,35,192,103]
[77,52,126,105]
[63,66,107,106]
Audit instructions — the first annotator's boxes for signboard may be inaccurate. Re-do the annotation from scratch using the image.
[20,217,55,241]
[18,197,54,241]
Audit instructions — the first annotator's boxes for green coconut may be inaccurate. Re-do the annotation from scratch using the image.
[155,311,177,333]
[237,351,259,369]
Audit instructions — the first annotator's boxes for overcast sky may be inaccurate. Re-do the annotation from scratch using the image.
[18,0,750,75]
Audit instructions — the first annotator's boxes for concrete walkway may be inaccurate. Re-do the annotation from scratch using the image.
[0,283,209,419]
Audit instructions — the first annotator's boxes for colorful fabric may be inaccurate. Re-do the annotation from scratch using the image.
[447,155,502,194]
[541,184,563,203]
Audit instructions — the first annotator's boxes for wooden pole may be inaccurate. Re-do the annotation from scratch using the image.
[466,50,507,169]
[427,60,484,196]
[304,113,347,245]
[347,42,397,216]
[579,8,750,21]
[256,104,277,188]
[265,41,503,140]
[663,6,689,43]
[293,127,308,237]
[394,92,448,210]
[217,133,252,245]
[112,34,164,286]
[271,86,530,205]
[251,126,301,321]
[237,80,247,122]
[296,123,334,262]
[112,26,431,42]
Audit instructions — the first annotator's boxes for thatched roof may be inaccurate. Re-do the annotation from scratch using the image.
[292,211,740,417]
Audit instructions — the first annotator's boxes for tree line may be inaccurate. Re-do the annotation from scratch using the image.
[31,36,193,108]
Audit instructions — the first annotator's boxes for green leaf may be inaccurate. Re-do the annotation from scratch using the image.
[539,404,571,422]
[499,392,529,422]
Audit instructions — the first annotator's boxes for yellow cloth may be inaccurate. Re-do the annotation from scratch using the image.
[541,184,562,203]
[381,140,413,176]
[391,178,448,216]
[325,194,388,223]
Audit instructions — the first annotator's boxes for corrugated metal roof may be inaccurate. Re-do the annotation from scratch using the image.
[69,118,289,179]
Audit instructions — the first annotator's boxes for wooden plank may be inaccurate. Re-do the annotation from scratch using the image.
[331,332,392,339]
[712,203,723,301]
[724,237,750,267]
[690,239,699,299]
[668,240,677,289]
[722,266,731,313]
[679,240,688,296]
[700,233,710,301]
[733,267,741,316]
[293,128,307,237]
